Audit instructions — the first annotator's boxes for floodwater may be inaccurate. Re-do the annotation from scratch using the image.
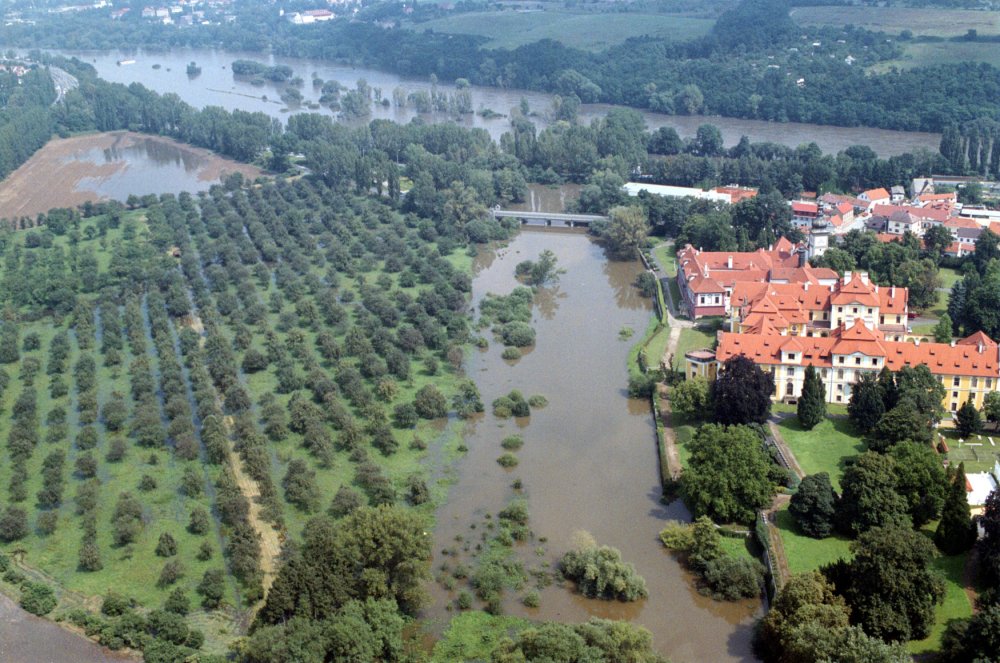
[425,229,759,661]
[0,593,137,663]
[0,132,260,221]
[52,48,940,157]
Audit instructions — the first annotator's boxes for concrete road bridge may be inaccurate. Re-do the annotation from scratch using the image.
[491,208,607,228]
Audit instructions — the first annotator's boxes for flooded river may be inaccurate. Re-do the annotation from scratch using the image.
[425,229,759,661]
[52,48,940,157]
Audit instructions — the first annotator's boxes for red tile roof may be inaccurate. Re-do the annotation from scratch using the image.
[862,188,891,201]
[830,273,879,307]
[716,326,1000,377]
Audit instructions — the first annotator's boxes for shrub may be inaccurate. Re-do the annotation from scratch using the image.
[560,542,647,602]
[501,435,524,451]
[20,581,57,616]
[138,475,157,492]
[501,322,535,347]
[188,507,210,535]
[197,569,225,609]
[501,347,522,360]
[497,453,519,468]
[456,591,473,610]
[164,588,190,616]
[158,560,184,587]
[36,511,58,536]
[0,506,29,542]
[700,555,764,600]
[413,385,448,419]
[156,532,178,557]
[527,394,548,408]
[523,590,541,608]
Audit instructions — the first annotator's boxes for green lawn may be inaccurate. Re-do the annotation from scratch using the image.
[874,40,1000,71]
[775,509,853,575]
[777,415,864,490]
[432,611,530,662]
[672,321,720,369]
[943,428,1000,473]
[790,6,1000,37]
[652,243,677,277]
[908,549,973,655]
[672,415,697,469]
[718,534,754,560]
[644,323,671,371]
[939,267,962,290]
[407,11,714,51]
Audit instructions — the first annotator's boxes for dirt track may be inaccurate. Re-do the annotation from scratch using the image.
[0,132,261,223]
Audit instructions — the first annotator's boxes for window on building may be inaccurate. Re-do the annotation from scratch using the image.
[714,296,720,304]
[787,367,794,376]
[867,308,872,315]
[837,369,844,379]
[896,316,901,323]
[821,369,828,378]
[855,357,862,365]
[838,356,844,364]
[872,358,879,366]
[836,395,842,402]
[953,377,961,387]
[787,353,796,361]
[972,377,979,389]
[951,402,958,412]
[837,307,843,313]
[988,378,994,389]
[953,391,959,399]
[853,307,858,314]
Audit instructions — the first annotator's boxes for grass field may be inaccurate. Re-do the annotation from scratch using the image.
[908,547,973,655]
[653,243,678,277]
[777,415,864,490]
[672,320,720,370]
[432,611,530,662]
[407,11,714,51]
[873,40,1000,71]
[943,428,1000,473]
[775,508,853,575]
[790,6,1000,37]
[939,267,962,290]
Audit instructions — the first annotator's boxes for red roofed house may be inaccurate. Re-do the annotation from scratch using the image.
[695,323,1000,411]
[729,271,909,341]
[791,201,820,230]
[859,187,891,209]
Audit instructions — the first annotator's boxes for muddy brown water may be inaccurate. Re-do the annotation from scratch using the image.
[45,48,939,156]
[424,229,760,661]
[0,593,137,663]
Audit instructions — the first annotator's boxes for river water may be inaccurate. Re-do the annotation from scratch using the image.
[53,48,940,157]
[424,227,758,661]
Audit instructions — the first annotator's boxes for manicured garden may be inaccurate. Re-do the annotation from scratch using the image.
[777,415,864,490]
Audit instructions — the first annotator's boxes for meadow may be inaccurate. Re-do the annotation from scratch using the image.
[790,6,1000,38]
[406,10,714,52]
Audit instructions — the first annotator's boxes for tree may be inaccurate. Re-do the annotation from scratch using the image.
[935,463,976,555]
[940,604,1000,663]
[895,365,946,424]
[890,442,947,528]
[559,541,647,602]
[255,505,431,626]
[848,372,885,434]
[867,401,931,451]
[604,206,648,259]
[155,532,178,557]
[19,582,56,616]
[283,459,321,513]
[413,385,448,419]
[824,525,945,642]
[923,224,954,263]
[986,391,1000,429]
[933,313,954,343]
[0,506,28,542]
[165,587,191,616]
[671,377,710,420]
[837,452,910,536]
[956,400,983,438]
[711,355,774,425]
[197,569,226,609]
[796,365,825,430]
[681,423,778,523]
[755,571,850,663]
[981,488,1000,585]
[789,473,836,538]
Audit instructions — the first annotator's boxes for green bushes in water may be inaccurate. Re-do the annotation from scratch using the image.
[501,322,535,348]
[492,390,530,418]
[501,347,522,361]
[497,453,519,468]
[19,581,56,616]
[559,534,647,602]
[501,435,524,451]
[659,517,763,601]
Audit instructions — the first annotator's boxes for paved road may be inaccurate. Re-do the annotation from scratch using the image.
[49,66,78,106]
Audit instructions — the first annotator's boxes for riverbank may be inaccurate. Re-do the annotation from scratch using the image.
[0,131,262,222]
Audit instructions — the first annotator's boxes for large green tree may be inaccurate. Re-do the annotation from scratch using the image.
[837,452,910,536]
[681,423,779,523]
[711,355,774,425]
[824,525,945,643]
[604,205,649,259]
[796,364,825,430]
[935,463,976,555]
[956,399,983,438]
[889,442,947,528]
[789,472,836,538]
[848,372,885,434]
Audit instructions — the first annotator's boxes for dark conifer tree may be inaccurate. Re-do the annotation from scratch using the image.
[935,463,976,555]
[797,364,825,430]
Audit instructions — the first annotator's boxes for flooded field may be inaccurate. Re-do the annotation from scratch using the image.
[53,48,941,156]
[424,230,759,661]
[0,593,137,663]
[0,131,261,222]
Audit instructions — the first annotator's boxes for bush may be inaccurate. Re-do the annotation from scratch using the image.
[700,555,764,600]
[501,322,535,347]
[20,581,57,616]
[36,511,58,536]
[156,532,178,557]
[497,453,519,468]
[628,373,658,398]
[413,385,448,419]
[188,507,210,535]
[501,347,522,361]
[0,506,29,542]
[560,543,647,602]
[501,435,524,451]
[158,560,184,588]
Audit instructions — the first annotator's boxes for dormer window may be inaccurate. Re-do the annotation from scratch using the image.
[787,353,796,360]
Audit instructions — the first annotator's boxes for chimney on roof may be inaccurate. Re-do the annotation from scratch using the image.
[951,341,957,348]
[980,341,986,354]
[915,338,921,346]
[890,286,895,299]
[804,282,810,291]
[875,284,879,293]
[727,255,733,269]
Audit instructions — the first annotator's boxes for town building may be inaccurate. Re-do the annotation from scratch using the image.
[692,323,999,411]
